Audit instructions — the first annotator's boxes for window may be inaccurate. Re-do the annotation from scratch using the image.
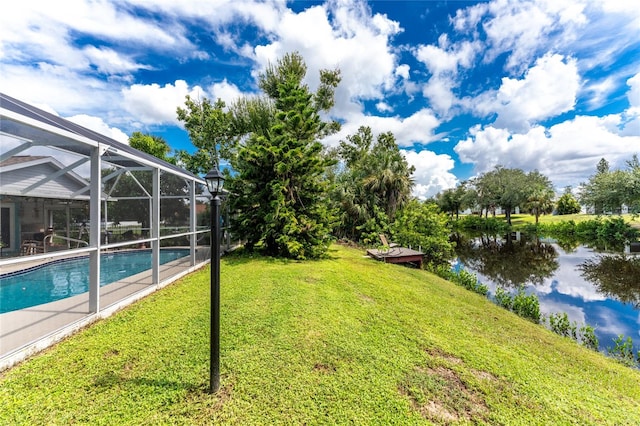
[0,204,14,250]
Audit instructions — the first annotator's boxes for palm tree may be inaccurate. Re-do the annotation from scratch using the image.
[363,137,414,221]
[526,188,555,224]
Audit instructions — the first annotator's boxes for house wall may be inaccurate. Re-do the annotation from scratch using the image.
[0,162,86,199]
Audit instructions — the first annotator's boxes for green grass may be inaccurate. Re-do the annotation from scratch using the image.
[510,213,640,228]
[2,244,639,424]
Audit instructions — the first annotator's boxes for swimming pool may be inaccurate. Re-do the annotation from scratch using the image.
[0,249,190,313]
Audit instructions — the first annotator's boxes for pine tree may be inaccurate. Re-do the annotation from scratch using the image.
[227,52,340,259]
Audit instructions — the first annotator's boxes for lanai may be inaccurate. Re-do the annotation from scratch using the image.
[0,93,211,368]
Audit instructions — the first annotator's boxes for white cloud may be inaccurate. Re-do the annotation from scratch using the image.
[395,64,410,80]
[472,54,580,132]
[455,114,640,190]
[415,37,478,76]
[482,0,587,72]
[414,36,480,116]
[402,150,458,199]
[583,76,617,110]
[422,78,457,117]
[122,80,203,126]
[0,63,119,117]
[375,102,392,113]
[627,73,640,112]
[252,0,401,121]
[67,114,129,143]
[323,108,441,149]
[574,1,640,72]
[0,1,193,67]
[208,79,244,106]
[82,46,149,75]
[451,2,489,33]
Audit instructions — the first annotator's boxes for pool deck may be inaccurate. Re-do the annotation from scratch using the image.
[0,256,207,371]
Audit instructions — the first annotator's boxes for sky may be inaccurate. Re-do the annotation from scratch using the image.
[1,0,639,198]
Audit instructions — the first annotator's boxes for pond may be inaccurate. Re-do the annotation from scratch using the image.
[452,231,640,356]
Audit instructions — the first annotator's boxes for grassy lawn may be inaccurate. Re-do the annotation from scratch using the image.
[1,244,639,424]
[507,213,640,228]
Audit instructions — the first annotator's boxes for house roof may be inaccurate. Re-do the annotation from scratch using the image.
[0,155,48,167]
[0,155,94,199]
[0,92,203,184]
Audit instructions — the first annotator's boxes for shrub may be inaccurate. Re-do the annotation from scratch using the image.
[494,287,512,310]
[579,325,599,351]
[432,265,488,296]
[536,218,637,250]
[548,312,577,339]
[511,288,541,323]
[392,200,454,267]
[556,192,581,215]
[455,215,510,234]
[546,313,599,351]
[456,269,489,296]
[607,335,639,367]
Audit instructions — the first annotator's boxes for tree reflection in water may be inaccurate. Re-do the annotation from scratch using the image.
[579,255,640,308]
[453,232,559,288]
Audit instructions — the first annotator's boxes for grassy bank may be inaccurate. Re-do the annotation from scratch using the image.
[510,213,640,228]
[1,244,639,424]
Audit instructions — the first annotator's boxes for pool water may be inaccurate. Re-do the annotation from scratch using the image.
[0,249,190,313]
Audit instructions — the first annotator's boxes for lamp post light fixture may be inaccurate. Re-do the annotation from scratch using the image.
[204,166,225,393]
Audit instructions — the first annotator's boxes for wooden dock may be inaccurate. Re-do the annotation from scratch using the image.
[366,247,424,268]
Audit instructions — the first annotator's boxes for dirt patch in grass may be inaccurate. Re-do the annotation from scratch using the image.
[470,368,498,382]
[313,363,336,374]
[399,348,495,423]
[358,293,375,304]
[426,347,463,365]
[400,365,489,424]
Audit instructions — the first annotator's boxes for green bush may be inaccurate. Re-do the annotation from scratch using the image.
[511,288,541,323]
[556,192,581,215]
[392,200,454,267]
[494,287,513,310]
[492,287,540,323]
[548,312,577,339]
[546,313,599,351]
[537,217,638,247]
[455,215,511,233]
[607,335,639,367]
[579,325,599,351]
[432,266,488,296]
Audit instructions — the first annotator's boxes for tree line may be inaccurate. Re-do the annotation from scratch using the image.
[166,52,451,261]
[123,51,638,263]
[436,167,557,225]
[579,157,640,215]
[436,155,640,226]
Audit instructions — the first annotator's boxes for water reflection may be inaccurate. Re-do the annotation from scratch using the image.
[579,255,640,309]
[454,231,640,355]
[49,270,89,299]
[453,232,559,287]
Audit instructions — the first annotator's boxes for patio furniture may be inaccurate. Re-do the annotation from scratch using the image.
[379,234,398,248]
[20,240,40,255]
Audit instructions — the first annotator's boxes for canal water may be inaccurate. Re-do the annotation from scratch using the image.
[452,232,640,356]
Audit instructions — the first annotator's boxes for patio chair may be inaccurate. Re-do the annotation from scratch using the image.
[20,232,47,255]
[20,240,39,255]
[379,234,399,249]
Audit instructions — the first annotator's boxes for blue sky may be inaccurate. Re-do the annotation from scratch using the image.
[1,0,639,198]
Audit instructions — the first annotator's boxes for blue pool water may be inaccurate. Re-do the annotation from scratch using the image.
[0,249,190,313]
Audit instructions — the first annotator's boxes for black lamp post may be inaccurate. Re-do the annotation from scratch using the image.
[204,166,225,393]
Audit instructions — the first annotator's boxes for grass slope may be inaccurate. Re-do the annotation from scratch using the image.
[510,213,640,228]
[1,244,639,425]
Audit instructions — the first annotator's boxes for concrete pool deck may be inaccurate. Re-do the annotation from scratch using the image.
[0,256,208,371]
